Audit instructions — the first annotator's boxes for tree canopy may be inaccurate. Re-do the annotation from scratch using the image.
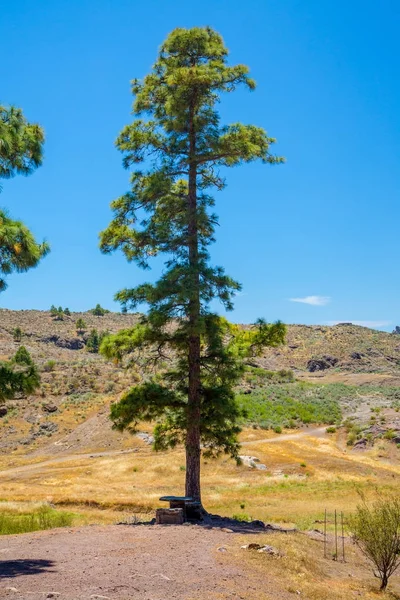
[0,105,44,183]
[0,105,49,292]
[0,211,49,292]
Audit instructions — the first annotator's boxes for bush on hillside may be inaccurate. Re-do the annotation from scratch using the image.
[348,494,400,590]
[76,318,87,335]
[12,327,22,342]
[90,304,109,316]
[86,329,109,353]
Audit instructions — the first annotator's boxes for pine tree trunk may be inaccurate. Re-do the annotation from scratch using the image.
[185,99,202,504]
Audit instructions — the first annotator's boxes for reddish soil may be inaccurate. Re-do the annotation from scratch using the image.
[0,524,288,600]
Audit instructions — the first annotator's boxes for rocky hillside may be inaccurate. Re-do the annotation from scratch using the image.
[257,323,400,375]
[2,310,399,375]
[1,309,399,456]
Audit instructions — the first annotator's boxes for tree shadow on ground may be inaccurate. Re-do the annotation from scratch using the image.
[0,559,55,578]
[198,515,296,534]
[122,514,295,535]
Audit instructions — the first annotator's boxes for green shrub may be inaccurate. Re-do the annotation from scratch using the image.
[86,329,109,353]
[43,360,56,372]
[244,366,294,384]
[76,318,87,334]
[348,495,400,590]
[90,304,110,316]
[232,513,252,522]
[347,431,357,446]
[12,327,22,342]
[326,426,336,433]
[50,305,64,320]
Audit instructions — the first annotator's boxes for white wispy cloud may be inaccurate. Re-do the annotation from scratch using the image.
[289,295,331,306]
[327,320,391,329]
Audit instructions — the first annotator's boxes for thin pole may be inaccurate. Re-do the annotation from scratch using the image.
[324,509,327,558]
[334,509,338,561]
[341,511,345,563]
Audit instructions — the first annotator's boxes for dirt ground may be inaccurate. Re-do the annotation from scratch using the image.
[0,524,289,600]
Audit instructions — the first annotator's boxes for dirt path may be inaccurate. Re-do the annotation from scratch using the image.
[0,524,289,600]
[241,426,327,446]
[0,449,138,479]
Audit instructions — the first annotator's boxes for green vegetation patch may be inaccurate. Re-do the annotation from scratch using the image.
[0,504,74,535]
[237,382,345,429]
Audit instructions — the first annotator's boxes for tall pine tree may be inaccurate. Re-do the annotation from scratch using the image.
[100,27,285,503]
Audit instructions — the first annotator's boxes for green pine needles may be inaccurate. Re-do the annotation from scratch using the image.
[0,105,49,292]
[100,27,285,502]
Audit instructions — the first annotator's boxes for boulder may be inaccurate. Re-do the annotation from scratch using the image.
[307,355,338,372]
[42,403,58,413]
[40,335,85,350]
[241,543,283,556]
[239,455,267,470]
[136,432,154,444]
[353,438,368,450]
[38,422,58,434]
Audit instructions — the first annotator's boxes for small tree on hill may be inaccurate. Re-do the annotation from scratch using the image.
[50,306,64,320]
[348,494,400,591]
[99,27,285,504]
[0,346,40,403]
[13,327,22,342]
[64,307,71,316]
[86,329,109,353]
[76,318,87,335]
[90,304,109,316]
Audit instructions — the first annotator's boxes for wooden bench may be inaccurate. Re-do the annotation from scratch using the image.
[159,496,202,521]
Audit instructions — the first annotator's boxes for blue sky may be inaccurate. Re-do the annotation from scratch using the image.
[1,0,399,330]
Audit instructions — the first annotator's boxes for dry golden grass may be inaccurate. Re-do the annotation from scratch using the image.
[227,531,400,599]
[1,428,400,597]
[1,428,399,529]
